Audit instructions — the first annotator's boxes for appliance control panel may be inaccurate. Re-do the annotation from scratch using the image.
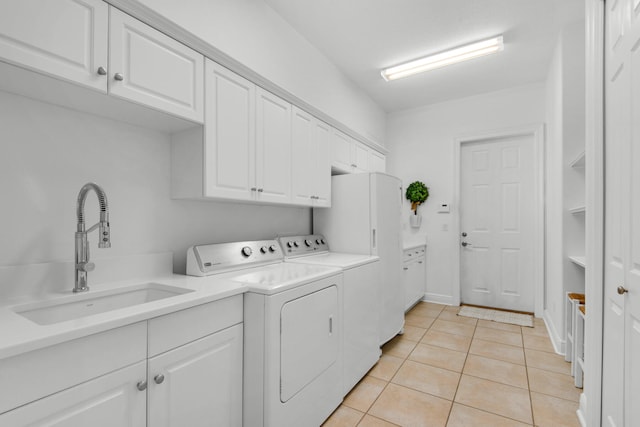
[277,234,329,258]
[186,240,282,276]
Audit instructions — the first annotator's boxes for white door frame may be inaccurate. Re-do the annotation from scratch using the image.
[583,0,605,426]
[452,124,545,317]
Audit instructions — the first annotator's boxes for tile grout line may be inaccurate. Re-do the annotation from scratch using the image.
[443,307,479,427]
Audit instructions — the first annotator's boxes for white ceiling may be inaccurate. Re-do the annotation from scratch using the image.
[262,0,585,113]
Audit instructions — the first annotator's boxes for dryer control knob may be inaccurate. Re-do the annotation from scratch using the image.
[316,239,322,245]
[287,241,294,248]
[320,239,326,244]
[305,239,312,247]
[241,246,253,257]
[293,241,300,247]
[260,246,268,254]
[269,244,277,252]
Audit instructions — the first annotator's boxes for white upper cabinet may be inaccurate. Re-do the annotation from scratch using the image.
[203,60,256,201]
[369,149,386,173]
[0,0,109,92]
[291,107,331,207]
[109,8,204,123]
[330,128,383,174]
[255,88,292,204]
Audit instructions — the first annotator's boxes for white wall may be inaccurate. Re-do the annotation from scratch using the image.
[0,91,310,284]
[386,84,546,305]
[132,0,386,146]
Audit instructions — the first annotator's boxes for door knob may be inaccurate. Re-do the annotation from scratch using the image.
[97,66,107,75]
[618,286,629,295]
[114,73,124,81]
[462,232,467,237]
[136,380,147,391]
[154,374,165,384]
[461,241,471,247]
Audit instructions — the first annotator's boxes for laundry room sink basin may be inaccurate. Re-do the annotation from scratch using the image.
[13,283,193,325]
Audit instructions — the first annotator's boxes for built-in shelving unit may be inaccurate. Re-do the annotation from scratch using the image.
[569,256,586,268]
[570,206,586,215]
[570,151,586,169]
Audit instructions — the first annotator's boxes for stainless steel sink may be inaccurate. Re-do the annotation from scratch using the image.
[13,283,193,325]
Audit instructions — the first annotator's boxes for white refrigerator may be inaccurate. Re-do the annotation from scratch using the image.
[314,172,404,345]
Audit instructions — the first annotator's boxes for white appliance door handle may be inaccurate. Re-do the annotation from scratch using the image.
[372,228,376,248]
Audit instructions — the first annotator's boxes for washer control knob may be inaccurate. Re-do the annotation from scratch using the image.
[316,239,322,245]
[287,241,294,248]
[305,239,312,247]
[241,246,253,257]
[260,246,268,254]
[320,239,326,244]
[269,244,277,252]
[293,241,300,247]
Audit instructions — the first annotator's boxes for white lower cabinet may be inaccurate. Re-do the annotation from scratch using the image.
[148,324,243,427]
[0,361,146,427]
[0,297,243,427]
[403,246,426,310]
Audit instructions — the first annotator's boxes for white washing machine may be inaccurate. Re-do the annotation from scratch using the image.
[277,234,381,395]
[186,240,343,427]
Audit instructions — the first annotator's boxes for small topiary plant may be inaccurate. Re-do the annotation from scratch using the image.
[405,181,429,214]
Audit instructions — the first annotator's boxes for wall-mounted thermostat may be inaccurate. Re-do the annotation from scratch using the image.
[438,202,450,213]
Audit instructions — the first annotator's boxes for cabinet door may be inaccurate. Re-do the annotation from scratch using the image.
[0,0,108,92]
[312,119,332,207]
[291,106,314,205]
[369,150,386,173]
[331,129,353,172]
[256,88,292,203]
[204,60,256,200]
[148,324,243,427]
[404,258,426,310]
[0,362,146,427]
[351,141,370,172]
[109,8,204,123]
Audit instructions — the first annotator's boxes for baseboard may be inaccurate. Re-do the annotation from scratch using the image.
[422,293,455,306]
[576,393,587,427]
[543,309,565,355]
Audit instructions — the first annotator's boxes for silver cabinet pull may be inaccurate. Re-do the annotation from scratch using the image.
[403,267,409,271]
[97,66,107,75]
[114,73,124,81]
[257,188,264,192]
[154,374,165,384]
[618,286,629,295]
[250,187,257,191]
[136,380,147,391]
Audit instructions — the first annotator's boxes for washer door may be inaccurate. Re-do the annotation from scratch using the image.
[280,285,338,402]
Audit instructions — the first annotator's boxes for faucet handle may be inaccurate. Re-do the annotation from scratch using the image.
[77,262,95,272]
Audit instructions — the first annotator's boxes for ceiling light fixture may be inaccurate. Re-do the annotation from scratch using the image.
[381,35,504,81]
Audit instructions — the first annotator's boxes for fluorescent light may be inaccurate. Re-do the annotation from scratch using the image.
[381,36,504,81]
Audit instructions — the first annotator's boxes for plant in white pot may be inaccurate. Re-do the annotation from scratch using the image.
[405,181,429,228]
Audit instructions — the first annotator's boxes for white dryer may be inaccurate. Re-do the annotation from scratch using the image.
[278,235,381,395]
[187,240,343,427]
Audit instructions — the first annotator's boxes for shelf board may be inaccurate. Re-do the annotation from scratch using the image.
[569,206,586,215]
[570,151,586,168]
[569,256,586,268]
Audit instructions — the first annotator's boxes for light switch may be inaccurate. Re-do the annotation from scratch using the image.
[438,202,450,213]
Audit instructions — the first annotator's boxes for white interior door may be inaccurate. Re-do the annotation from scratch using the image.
[460,136,535,312]
[602,0,640,425]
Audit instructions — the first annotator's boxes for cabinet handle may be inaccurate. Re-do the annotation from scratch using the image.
[250,187,257,191]
[136,380,147,391]
[257,188,264,192]
[618,286,629,295]
[403,267,409,270]
[97,66,107,75]
[154,374,165,384]
[114,73,124,81]
[418,261,423,264]
[351,164,357,168]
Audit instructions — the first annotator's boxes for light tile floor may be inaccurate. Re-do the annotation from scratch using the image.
[322,302,580,427]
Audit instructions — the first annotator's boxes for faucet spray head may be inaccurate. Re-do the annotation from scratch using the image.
[98,220,111,248]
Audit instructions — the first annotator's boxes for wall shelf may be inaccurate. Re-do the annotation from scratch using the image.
[569,256,586,268]
[570,151,586,168]
[570,206,586,215]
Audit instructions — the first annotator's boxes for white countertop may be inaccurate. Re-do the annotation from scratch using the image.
[0,274,246,360]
